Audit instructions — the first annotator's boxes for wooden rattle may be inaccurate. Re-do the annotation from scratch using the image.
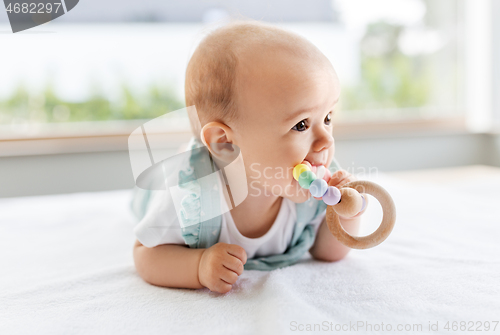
[293,162,396,249]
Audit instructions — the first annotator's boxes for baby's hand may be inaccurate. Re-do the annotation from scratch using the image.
[198,242,247,294]
[328,169,357,189]
[328,170,369,218]
[313,169,357,200]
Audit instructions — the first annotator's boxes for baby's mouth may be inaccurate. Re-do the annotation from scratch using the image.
[302,159,326,173]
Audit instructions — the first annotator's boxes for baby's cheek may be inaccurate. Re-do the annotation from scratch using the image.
[245,161,265,180]
[269,175,290,192]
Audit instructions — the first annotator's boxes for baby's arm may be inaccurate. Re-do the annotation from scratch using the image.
[133,239,247,293]
[133,239,205,289]
[309,213,362,262]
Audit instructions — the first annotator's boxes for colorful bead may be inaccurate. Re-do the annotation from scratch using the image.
[293,164,310,181]
[309,178,328,198]
[322,186,341,205]
[293,163,365,217]
[298,170,316,189]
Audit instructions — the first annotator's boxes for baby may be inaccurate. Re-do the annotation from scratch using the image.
[133,20,367,293]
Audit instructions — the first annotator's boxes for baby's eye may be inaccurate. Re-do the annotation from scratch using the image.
[324,112,332,125]
[292,120,308,132]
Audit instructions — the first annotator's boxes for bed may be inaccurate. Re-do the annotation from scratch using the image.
[1,165,499,334]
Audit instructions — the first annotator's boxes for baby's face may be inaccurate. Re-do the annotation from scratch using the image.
[230,48,340,203]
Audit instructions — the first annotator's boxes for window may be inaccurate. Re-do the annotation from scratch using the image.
[0,0,474,140]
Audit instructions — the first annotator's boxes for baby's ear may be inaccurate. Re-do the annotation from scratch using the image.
[201,122,237,167]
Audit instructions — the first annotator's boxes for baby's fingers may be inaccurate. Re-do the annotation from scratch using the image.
[225,244,247,265]
[223,254,245,276]
[214,279,233,294]
[329,170,356,188]
[220,266,239,285]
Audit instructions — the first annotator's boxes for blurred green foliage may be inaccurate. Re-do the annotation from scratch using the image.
[0,21,444,125]
[339,21,433,119]
[0,82,185,124]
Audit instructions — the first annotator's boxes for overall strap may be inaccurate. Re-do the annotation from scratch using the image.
[177,137,223,249]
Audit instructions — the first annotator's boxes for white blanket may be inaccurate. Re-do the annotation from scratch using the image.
[1,167,499,335]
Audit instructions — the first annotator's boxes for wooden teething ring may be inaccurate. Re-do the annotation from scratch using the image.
[326,180,396,249]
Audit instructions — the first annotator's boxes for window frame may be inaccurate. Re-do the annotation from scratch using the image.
[492,0,500,128]
[463,0,495,132]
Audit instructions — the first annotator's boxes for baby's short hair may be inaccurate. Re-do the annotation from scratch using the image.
[184,20,322,139]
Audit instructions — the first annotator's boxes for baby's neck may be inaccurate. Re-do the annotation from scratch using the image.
[229,191,283,239]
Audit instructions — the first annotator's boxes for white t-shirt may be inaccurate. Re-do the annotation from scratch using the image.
[133,175,326,259]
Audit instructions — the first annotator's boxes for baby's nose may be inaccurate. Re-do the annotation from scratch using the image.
[312,131,334,152]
